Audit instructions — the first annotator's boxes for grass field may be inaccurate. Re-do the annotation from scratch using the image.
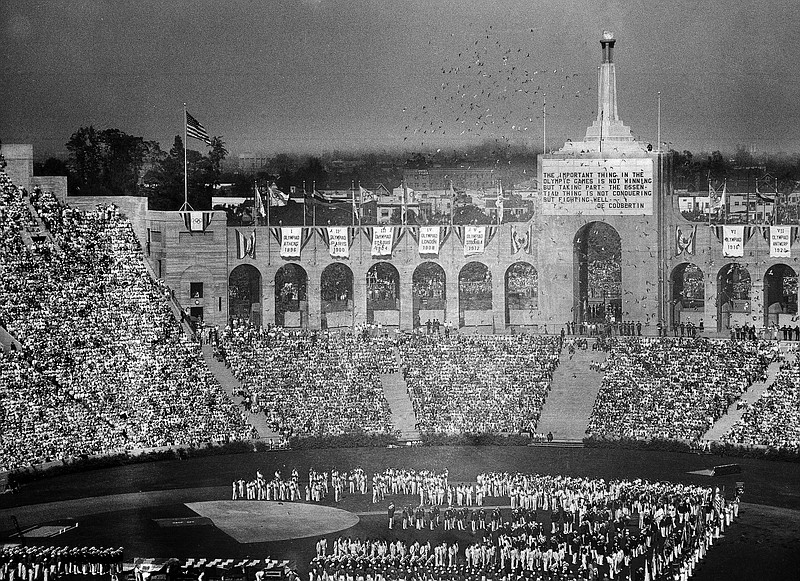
[1,446,799,580]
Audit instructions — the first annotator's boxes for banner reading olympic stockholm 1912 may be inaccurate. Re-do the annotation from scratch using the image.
[540,158,654,216]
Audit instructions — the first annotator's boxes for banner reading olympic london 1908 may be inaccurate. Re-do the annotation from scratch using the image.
[541,158,654,216]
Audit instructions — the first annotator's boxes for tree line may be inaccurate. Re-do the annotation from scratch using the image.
[32,127,800,211]
[48,127,227,210]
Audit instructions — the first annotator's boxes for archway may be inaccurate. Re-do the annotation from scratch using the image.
[320,263,354,329]
[670,263,705,328]
[459,261,492,327]
[367,262,400,326]
[412,262,446,329]
[716,264,751,332]
[274,264,308,328]
[764,264,797,328]
[574,222,622,323]
[229,264,262,327]
[505,262,538,325]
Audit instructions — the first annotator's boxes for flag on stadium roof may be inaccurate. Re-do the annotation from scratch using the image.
[186,111,212,145]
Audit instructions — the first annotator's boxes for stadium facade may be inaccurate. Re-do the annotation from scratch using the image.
[7,32,796,335]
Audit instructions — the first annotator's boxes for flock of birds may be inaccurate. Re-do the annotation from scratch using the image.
[400,25,596,150]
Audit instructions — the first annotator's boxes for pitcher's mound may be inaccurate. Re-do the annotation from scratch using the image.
[185,501,359,543]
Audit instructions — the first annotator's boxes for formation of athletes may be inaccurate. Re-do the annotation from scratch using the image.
[229,467,740,581]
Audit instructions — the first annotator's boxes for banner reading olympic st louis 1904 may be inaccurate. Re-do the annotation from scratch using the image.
[540,158,654,216]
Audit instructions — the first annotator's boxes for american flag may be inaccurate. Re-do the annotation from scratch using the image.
[186,111,212,145]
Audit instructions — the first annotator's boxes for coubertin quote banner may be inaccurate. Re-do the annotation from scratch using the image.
[540,158,654,216]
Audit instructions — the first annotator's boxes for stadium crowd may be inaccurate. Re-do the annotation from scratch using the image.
[586,338,775,442]
[722,358,800,451]
[310,471,735,581]
[0,172,254,472]
[399,334,561,434]
[219,325,395,437]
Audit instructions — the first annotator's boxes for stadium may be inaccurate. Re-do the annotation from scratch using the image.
[1,30,800,581]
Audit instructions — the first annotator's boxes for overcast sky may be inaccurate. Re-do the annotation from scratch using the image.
[2,0,800,158]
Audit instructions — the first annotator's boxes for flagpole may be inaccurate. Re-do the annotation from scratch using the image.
[183,103,189,211]
[542,94,547,154]
[657,92,661,153]
[312,181,317,266]
[358,182,363,265]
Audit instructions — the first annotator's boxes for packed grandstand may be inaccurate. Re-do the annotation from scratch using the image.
[1,170,800,472]
[1,171,798,581]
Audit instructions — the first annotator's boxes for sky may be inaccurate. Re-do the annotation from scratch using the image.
[2,0,800,159]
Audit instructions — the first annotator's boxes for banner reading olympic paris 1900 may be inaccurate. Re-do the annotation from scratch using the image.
[540,158,654,216]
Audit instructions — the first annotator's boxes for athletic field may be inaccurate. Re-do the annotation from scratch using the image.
[1,446,798,580]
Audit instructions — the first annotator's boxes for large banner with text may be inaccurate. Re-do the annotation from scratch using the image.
[540,158,654,215]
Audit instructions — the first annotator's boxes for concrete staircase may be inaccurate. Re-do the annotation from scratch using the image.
[536,342,606,441]
[381,350,420,441]
[200,344,283,442]
[0,324,23,353]
[702,353,785,441]
[22,197,57,250]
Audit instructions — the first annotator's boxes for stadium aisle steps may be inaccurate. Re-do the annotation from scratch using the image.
[22,196,57,249]
[200,344,283,442]
[0,323,23,353]
[381,349,420,441]
[535,341,605,441]
[702,351,785,442]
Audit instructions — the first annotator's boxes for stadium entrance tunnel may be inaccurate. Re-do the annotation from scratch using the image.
[275,263,308,328]
[412,261,446,328]
[573,222,622,324]
[716,263,751,333]
[321,263,354,329]
[505,261,539,325]
[229,264,262,327]
[366,262,400,326]
[459,261,492,327]
[764,263,797,328]
[670,262,705,329]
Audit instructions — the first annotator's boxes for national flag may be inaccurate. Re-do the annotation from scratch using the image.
[359,186,377,203]
[186,111,212,145]
[236,229,256,259]
[496,181,504,224]
[254,183,266,217]
[268,183,289,207]
[675,225,697,255]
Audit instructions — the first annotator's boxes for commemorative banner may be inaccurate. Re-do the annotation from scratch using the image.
[327,226,349,258]
[280,227,302,258]
[770,226,791,258]
[540,158,654,216]
[722,225,744,257]
[418,226,440,255]
[463,226,485,257]
[371,226,394,257]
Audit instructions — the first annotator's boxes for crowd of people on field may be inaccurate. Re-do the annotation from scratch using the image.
[0,171,254,472]
[399,334,561,434]
[586,337,776,442]
[0,545,123,581]
[309,471,736,581]
[219,324,396,438]
[232,467,370,502]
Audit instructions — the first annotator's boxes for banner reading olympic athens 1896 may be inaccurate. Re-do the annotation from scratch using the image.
[540,158,654,216]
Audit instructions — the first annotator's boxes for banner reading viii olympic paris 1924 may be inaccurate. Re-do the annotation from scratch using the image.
[540,158,654,216]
